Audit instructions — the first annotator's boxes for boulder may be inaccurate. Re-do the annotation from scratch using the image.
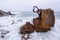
[19,22,34,34]
[19,22,34,40]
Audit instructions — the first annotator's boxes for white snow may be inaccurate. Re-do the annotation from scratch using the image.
[0,13,60,40]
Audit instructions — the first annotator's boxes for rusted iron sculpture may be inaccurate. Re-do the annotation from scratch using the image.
[19,6,55,40]
[33,6,55,32]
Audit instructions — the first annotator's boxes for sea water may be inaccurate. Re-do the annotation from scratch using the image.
[0,12,60,40]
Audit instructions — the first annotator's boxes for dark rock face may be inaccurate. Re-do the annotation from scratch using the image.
[20,22,34,34]
[0,10,14,17]
[33,6,55,32]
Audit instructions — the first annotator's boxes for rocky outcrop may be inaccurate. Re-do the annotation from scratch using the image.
[20,22,34,34]
[0,10,15,17]
[19,22,34,40]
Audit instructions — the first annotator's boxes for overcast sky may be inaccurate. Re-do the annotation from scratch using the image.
[0,0,60,12]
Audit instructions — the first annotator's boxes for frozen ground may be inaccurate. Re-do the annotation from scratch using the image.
[0,12,60,40]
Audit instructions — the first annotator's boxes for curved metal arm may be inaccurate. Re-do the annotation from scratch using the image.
[33,6,39,13]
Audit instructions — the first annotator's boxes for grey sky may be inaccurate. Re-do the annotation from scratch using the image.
[0,0,60,12]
